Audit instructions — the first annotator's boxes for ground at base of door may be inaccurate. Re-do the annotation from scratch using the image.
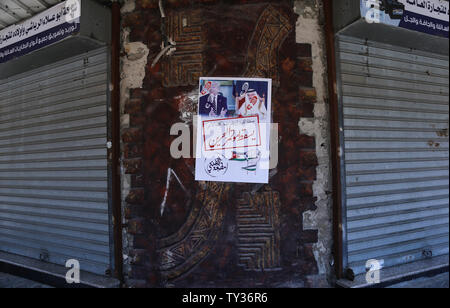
[1,270,448,288]
[387,272,449,288]
[0,272,52,288]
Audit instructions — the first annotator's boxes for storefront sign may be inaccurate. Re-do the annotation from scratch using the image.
[0,0,81,64]
[195,78,272,184]
[361,0,449,38]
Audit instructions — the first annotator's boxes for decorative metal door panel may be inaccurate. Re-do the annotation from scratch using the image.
[124,2,319,287]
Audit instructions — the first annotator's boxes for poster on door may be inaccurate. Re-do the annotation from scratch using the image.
[195,77,272,184]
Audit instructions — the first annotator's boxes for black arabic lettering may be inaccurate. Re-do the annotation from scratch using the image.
[0,1,80,47]
[206,157,228,176]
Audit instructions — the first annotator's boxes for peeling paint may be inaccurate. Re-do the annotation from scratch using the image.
[175,89,199,124]
[119,0,149,285]
[295,0,333,285]
[121,42,149,91]
[436,128,449,137]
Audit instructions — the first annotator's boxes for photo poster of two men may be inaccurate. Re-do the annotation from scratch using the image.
[195,77,272,184]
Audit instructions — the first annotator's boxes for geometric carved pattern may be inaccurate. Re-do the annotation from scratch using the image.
[158,5,292,281]
[158,182,229,281]
[243,5,292,85]
[162,9,204,87]
[237,188,281,271]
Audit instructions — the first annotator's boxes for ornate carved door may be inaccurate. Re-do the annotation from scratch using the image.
[127,1,319,287]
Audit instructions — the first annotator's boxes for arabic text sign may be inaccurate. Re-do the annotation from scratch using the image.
[361,0,449,38]
[0,0,81,63]
[403,0,449,20]
[203,115,261,152]
[195,77,272,184]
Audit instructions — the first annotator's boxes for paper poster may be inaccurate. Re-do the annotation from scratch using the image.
[195,77,272,184]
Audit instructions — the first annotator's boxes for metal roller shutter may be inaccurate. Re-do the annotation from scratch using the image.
[0,47,111,275]
[336,35,449,275]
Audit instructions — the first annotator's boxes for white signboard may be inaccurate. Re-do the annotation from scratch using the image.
[361,0,449,37]
[0,0,81,63]
[195,77,272,184]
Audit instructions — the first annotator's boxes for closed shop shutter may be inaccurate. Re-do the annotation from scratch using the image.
[336,35,449,275]
[0,47,111,275]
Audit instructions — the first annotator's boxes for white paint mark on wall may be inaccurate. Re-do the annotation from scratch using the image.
[160,168,189,216]
[121,41,149,90]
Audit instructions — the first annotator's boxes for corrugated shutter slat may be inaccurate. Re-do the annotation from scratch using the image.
[0,48,111,275]
[337,36,449,276]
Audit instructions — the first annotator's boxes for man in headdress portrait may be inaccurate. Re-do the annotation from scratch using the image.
[235,81,268,121]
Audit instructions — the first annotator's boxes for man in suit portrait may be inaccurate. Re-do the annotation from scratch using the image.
[199,81,228,117]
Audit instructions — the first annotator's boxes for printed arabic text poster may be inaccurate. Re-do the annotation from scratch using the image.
[195,77,272,184]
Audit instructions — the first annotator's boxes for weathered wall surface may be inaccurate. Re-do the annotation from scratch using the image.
[295,0,333,287]
[119,0,332,288]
